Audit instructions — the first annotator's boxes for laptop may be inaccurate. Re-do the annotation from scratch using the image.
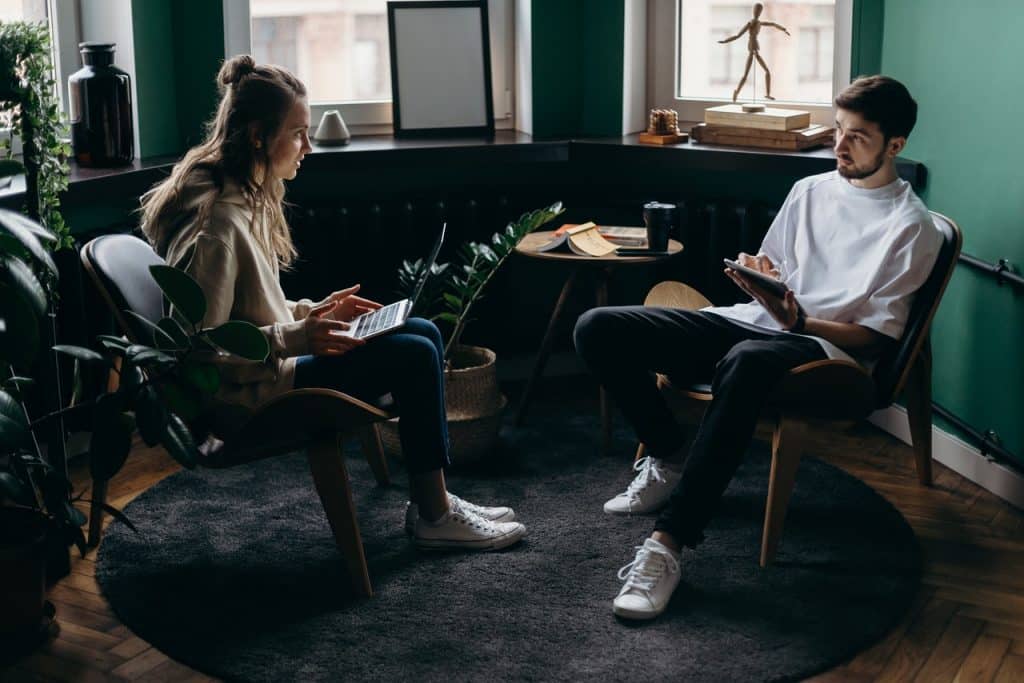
[340,222,447,340]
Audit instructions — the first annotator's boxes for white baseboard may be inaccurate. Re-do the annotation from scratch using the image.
[869,405,1024,510]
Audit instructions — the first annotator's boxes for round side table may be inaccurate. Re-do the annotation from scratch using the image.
[513,231,683,453]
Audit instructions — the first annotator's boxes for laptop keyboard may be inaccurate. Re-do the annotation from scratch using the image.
[353,301,404,338]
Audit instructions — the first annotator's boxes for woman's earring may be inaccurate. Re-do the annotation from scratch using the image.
[254,141,262,150]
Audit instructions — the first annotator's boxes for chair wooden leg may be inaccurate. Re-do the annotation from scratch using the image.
[634,442,645,462]
[87,478,109,547]
[359,424,390,487]
[307,435,373,598]
[760,416,807,568]
[904,342,934,487]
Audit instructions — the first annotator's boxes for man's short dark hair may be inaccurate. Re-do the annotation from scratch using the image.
[834,75,917,140]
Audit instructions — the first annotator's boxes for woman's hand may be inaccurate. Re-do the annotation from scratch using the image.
[316,284,383,323]
[304,301,365,356]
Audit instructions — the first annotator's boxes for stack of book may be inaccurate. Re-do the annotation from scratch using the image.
[692,104,834,151]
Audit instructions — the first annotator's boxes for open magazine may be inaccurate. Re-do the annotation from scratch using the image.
[538,222,649,256]
[536,222,618,256]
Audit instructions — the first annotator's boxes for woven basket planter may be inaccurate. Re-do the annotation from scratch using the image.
[380,345,506,465]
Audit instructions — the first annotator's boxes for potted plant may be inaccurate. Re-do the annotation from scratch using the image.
[385,202,565,463]
[0,205,78,647]
[0,205,268,649]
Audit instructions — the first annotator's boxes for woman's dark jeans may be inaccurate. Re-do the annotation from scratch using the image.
[294,317,450,474]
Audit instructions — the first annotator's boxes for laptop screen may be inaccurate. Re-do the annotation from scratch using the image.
[410,222,446,307]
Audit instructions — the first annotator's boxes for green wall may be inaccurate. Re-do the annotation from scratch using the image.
[131,0,223,157]
[531,0,623,138]
[881,0,1024,462]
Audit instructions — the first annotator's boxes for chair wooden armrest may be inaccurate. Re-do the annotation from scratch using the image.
[205,389,392,464]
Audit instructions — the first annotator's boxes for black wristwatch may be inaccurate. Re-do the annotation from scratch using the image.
[787,307,807,334]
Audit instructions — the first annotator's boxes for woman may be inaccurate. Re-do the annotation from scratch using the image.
[140,55,525,551]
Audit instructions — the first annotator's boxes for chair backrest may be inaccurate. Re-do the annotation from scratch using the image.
[872,211,963,407]
[81,234,167,343]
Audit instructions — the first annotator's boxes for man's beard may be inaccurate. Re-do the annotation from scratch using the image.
[837,148,887,180]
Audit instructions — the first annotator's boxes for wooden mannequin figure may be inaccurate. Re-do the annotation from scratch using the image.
[718,2,790,103]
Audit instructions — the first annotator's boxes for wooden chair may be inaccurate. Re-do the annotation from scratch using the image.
[81,234,393,597]
[637,211,962,567]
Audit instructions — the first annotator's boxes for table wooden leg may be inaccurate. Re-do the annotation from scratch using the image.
[515,268,582,426]
[596,269,612,455]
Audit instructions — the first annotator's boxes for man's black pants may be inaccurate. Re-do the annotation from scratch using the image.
[573,307,826,548]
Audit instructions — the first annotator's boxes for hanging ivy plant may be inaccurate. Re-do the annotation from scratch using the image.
[0,20,72,250]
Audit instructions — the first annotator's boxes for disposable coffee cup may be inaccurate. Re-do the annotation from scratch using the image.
[643,201,675,251]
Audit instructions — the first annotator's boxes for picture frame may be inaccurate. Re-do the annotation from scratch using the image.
[387,0,495,138]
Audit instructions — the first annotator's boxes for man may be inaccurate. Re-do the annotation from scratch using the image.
[574,76,943,620]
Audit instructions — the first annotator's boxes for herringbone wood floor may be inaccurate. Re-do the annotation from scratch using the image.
[4,419,1024,682]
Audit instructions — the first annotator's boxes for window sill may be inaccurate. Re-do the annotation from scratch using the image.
[0,130,926,209]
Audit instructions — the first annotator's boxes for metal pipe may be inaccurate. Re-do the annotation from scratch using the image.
[932,401,1020,470]
[958,253,1024,290]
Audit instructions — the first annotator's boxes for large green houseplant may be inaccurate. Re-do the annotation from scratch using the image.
[390,202,564,462]
[0,206,269,646]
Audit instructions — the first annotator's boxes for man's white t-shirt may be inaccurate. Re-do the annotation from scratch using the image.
[703,170,944,366]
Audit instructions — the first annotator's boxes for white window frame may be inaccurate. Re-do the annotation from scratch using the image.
[224,0,515,136]
[648,0,853,127]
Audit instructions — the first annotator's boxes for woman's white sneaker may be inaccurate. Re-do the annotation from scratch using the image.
[414,497,526,550]
[404,494,516,536]
[603,456,682,514]
[612,538,682,620]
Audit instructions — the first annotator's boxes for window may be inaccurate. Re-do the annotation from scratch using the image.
[1,0,81,152]
[648,0,852,126]
[227,0,515,133]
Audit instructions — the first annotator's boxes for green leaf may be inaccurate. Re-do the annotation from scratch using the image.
[125,345,176,366]
[435,312,459,324]
[0,471,33,506]
[124,310,177,349]
[161,413,198,469]
[442,293,462,309]
[0,207,58,245]
[0,412,30,451]
[88,394,133,482]
[97,335,131,353]
[0,282,39,366]
[134,385,168,447]
[0,209,56,275]
[158,317,190,348]
[3,375,34,394]
[52,344,106,364]
[149,265,206,326]
[0,254,47,317]
[0,388,26,427]
[204,320,269,361]
[182,361,219,395]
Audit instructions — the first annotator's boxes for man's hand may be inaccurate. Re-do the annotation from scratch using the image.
[316,284,383,323]
[725,252,802,330]
[304,301,365,356]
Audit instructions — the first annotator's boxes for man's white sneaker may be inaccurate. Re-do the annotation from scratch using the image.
[404,494,516,536]
[612,538,682,620]
[603,456,682,515]
[414,497,526,551]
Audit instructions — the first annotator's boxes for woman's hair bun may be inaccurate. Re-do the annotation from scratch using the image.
[218,55,257,87]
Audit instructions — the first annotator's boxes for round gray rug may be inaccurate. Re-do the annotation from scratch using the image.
[96,404,920,682]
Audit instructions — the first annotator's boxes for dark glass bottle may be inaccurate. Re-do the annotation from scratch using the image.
[68,42,134,167]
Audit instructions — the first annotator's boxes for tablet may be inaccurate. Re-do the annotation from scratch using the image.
[723,258,789,297]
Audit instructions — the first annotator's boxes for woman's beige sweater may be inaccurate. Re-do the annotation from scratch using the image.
[157,173,315,434]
